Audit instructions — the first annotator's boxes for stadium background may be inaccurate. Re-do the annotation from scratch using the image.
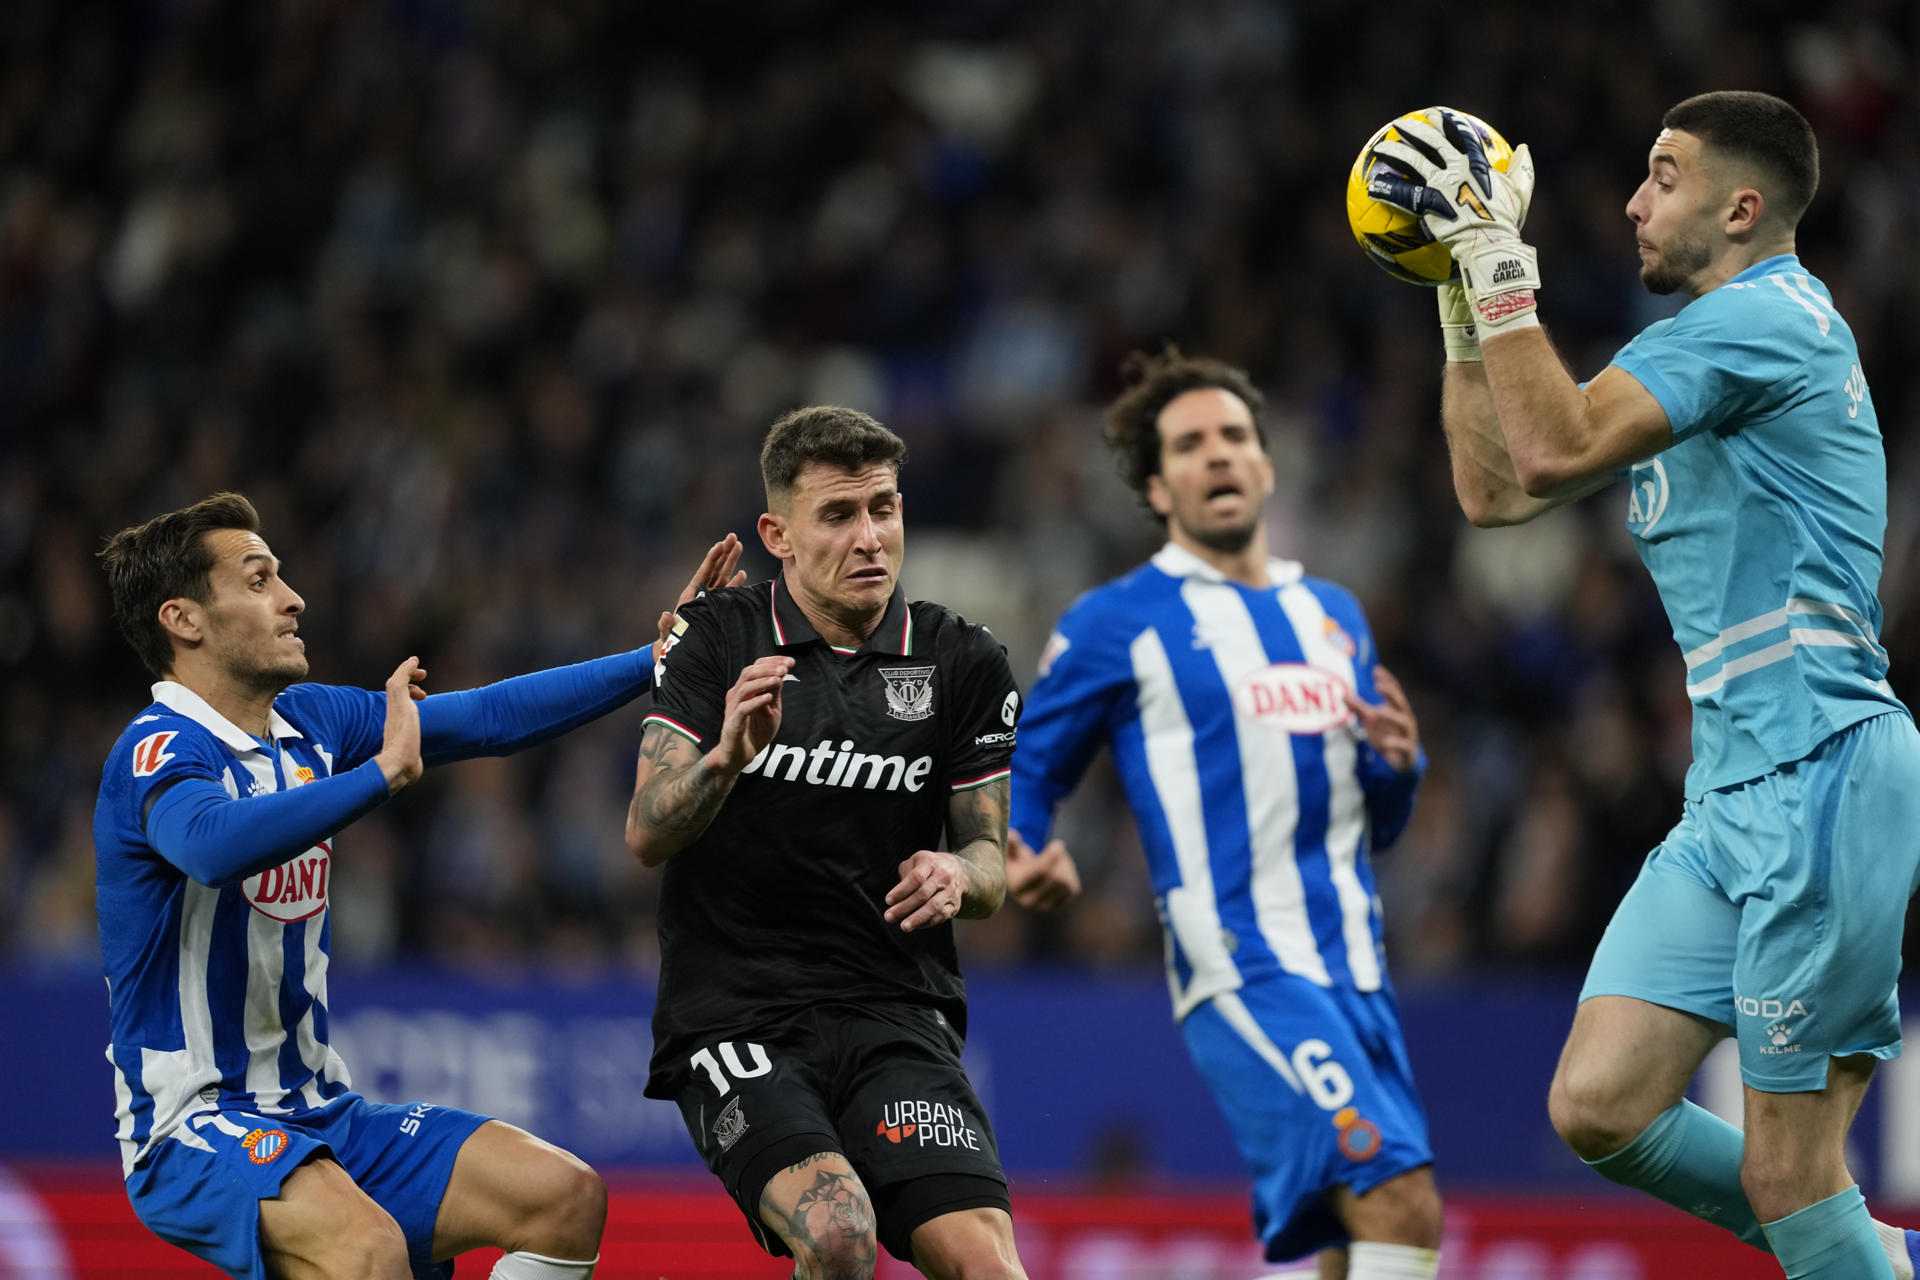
[1,0,1916,1275]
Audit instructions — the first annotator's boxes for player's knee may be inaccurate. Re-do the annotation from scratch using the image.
[1547,1063,1645,1160]
[909,1210,1023,1280]
[316,1212,410,1278]
[1343,1170,1442,1249]
[912,1243,1022,1280]
[1382,1180,1443,1248]
[794,1233,880,1280]
[527,1149,607,1255]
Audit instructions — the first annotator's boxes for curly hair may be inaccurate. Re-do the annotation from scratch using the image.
[1103,347,1266,524]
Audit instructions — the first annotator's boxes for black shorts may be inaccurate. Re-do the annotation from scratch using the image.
[666,1002,1010,1261]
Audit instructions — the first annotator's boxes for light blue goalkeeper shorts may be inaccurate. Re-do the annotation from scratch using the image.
[1581,710,1920,1091]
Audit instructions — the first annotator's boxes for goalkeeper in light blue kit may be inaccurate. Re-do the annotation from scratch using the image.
[1371,90,1920,1279]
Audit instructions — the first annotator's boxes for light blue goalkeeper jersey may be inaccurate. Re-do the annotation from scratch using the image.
[1610,254,1904,798]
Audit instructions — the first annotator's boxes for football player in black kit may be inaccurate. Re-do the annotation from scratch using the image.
[624,406,1029,1280]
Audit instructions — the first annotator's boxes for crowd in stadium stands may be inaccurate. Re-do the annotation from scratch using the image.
[3,0,1916,980]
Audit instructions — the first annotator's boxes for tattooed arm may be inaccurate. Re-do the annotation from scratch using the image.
[882,778,1009,930]
[624,654,793,867]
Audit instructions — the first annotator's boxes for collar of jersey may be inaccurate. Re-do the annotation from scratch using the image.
[1727,253,1804,286]
[768,576,914,655]
[150,680,305,752]
[1151,542,1303,588]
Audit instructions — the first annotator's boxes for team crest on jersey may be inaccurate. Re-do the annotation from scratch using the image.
[1322,617,1357,658]
[1626,457,1671,538]
[880,665,936,721]
[1333,1107,1380,1162]
[131,731,179,777]
[242,1128,290,1165]
[713,1097,748,1152]
[1233,663,1353,735]
[243,844,331,922]
[291,766,315,786]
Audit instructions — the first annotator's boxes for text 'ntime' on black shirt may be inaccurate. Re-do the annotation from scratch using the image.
[641,577,1020,1095]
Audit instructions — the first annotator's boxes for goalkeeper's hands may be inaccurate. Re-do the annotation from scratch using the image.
[1369,110,1542,338]
[1437,281,1480,362]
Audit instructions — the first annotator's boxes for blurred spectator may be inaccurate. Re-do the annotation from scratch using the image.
[2,0,1914,977]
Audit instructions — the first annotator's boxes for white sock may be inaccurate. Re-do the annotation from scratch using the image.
[1346,1241,1440,1280]
[489,1251,599,1279]
[1877,1220,1914,1280]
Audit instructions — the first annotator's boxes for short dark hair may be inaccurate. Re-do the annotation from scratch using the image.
[99,492,262,678]
[1104,346,1266,525]
[760,405,907,504]
[1663,91,1819,229]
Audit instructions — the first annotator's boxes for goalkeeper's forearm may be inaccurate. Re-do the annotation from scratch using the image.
[1441,362,1554,526]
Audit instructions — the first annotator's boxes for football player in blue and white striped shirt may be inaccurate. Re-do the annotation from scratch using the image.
[1008,350,1440,1280]
[93,492,742,1280]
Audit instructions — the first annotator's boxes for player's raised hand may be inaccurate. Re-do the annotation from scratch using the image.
[885,849,971,932]
[656,534,748,663]
[706,655,792,775]
[1369,112,1531,247]
[375,657,425,793]
[1371,112,1542,336]
[1006,829,1081,912]
[1345,665,1421,773]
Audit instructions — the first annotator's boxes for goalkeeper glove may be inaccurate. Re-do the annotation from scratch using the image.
[1437,280,1480,362]
[1368,111,1542,337]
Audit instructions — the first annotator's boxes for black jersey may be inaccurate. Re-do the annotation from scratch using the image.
[641,577,1020,1096]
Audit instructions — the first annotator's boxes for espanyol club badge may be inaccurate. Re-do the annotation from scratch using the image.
[880,666,936,721]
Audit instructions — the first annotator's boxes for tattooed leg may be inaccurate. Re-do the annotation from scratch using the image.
[759,1152,877,1280]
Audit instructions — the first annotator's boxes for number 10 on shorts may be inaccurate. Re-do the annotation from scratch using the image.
[691,1042,773,1095]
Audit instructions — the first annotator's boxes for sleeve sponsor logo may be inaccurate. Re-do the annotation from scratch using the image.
[131,731,179,778]
[1000,689,1020,726]
[1037,631,1070,678]
[1233,663,1354,736]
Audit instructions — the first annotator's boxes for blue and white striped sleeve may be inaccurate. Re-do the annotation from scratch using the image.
[1008,593,1133,847]
[1319,587,1424,850]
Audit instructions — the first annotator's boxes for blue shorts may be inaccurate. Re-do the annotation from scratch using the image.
[125,1093,490,1280]
[1582,711,1920,1091]
[1181,975,1433,1263]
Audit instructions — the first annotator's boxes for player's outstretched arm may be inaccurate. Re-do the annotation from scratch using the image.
[145,658,423,887]
[414,534,746,766]
[885,779,1010,931]
[624,654,792,867]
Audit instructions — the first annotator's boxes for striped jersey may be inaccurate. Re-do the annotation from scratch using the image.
[1610,255,1905,797]
[94,681,384,1175]
[1009,544,1421,1019]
